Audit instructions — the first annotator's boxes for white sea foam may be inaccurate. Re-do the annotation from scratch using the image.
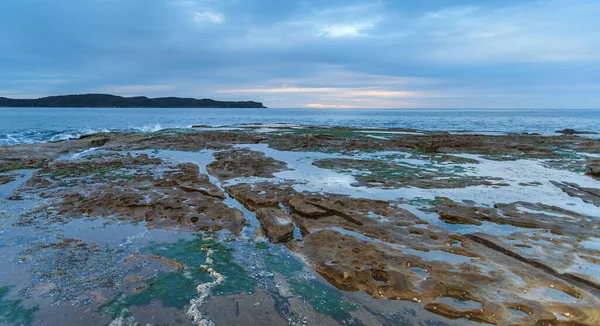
[131,123,163,132]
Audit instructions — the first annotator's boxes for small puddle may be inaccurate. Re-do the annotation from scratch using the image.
[436,297,483,310]
[542,287,580,303]
[502,270,526,287]
[403,248,474,265]
[581,238,600,251]
[409,267,428,279]
[367,211,391,223]
[508,307,529,317]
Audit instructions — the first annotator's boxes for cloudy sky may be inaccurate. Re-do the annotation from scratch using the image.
[1,0,599,108]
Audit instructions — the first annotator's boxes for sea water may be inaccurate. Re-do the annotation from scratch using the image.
[1,107,600,146]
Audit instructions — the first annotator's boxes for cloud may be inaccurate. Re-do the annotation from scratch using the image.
[0,0,599,108]
[195,11,224,23]
[317,23,373,38]
[415,0,600,64]
[217,86,419,97]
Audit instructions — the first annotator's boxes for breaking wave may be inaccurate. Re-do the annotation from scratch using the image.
[0,123,166,146]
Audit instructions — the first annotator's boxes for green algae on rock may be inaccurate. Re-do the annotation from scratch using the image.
[101,235,256,318]
[288,278,359,321]
[0,286,38,326]
[312,157,506,189]
[264,252,359,321]
[264,252,305,278]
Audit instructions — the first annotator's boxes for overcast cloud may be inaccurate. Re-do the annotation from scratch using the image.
[1,0,599,108]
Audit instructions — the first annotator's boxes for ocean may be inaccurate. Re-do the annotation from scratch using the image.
[1,107,600,146]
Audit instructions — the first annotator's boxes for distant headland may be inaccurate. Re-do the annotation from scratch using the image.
[0,94,267,108]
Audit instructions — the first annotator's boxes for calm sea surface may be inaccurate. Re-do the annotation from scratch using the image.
[1,108,600,146]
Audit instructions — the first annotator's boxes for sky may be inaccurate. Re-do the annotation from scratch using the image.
[0,0,599,109]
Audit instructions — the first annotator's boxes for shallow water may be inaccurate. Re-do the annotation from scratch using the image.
[2,120,600,325]
[234,144,600,218]
[0,149,477,326]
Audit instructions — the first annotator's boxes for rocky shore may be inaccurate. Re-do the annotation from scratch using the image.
[1,125,600,325]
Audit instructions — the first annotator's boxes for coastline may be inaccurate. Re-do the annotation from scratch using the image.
[1,125,600,325]
[0,94,267,109]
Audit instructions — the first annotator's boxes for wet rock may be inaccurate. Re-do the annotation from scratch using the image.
[142,193,245,234]
[89,136,110,147]
[289,228,600,325]
[436,201,600,235]
[207,148,290,180]
[436,200,600,291]
[587,161,600,178]
[0,157,46,172]
[313,158,507,189]
[556,129,598,135]
[201,291,289,326]
[0,134,118,173]
[518,181,543,186]
[557,129,578,135]
[255,208,295,243]
[0,174,16,185]
[100,130,264,152]
[289,195,369,226]
[551,181,600,207]
[466,232,600,289]
[18,153,246,234]
[226,182,296,210]
[438,210,483,226]
[158,163,225,199]
[266,131,600,158]
[289,196,328,218]
[22,238,135,305]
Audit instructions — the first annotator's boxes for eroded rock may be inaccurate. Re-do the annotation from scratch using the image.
[289,229,600,325]
[255,208,295,243]
[0,174,16,185]
[556,129,598,136]
[226,182,296,210]
[551,181,600,207]
[18,152,245,234]
[436,201,600,235]
[587,161,600,179]
[289,196,328,218]
[435,200,600,292]
[266,131,600,159]
[207,148,290,180]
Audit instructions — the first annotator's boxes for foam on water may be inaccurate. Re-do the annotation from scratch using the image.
[0,124,165,146]
[132,123,163,133]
